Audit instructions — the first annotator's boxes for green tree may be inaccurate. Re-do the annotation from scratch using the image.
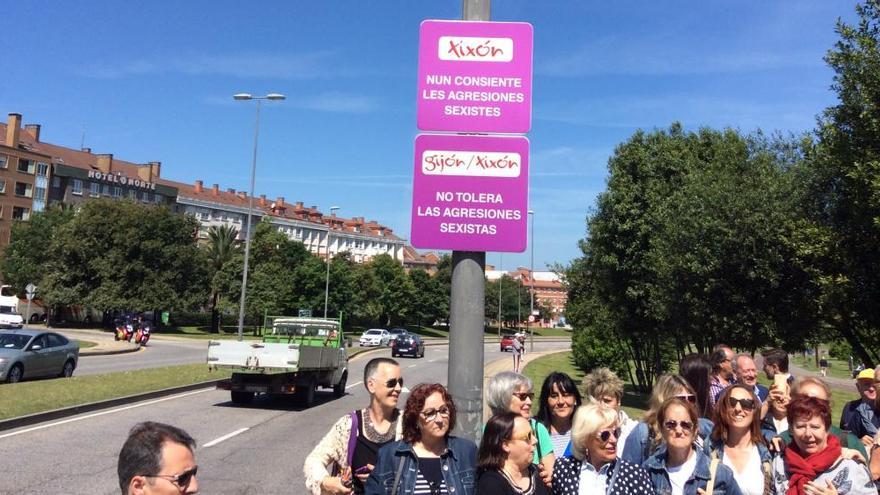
[41,199,209,315]
[205,225,240,333]
[408,268,444,328]
[369,254,414,326]
[804,1,880,365]
[0,205,74,294]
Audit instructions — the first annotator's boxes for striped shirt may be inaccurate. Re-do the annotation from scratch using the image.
[414,457,448,495]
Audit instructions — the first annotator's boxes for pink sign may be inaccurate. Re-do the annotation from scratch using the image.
[411,134,529,252]
[417,20,533,134]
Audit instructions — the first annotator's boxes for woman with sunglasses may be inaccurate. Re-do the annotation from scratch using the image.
[488,372,556,486]
[622,374,714,466]
[709,385,771,495]
[477,412,550,494]
[535,372,584,458]
[551,403,655,495]
[366,383,477,495]
[643,398,742,495]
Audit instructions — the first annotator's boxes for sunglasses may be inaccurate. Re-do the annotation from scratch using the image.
[727,397,756,411]
[597,427,622,443]
[420,406,451,422]
[512,392,535,401]
[674,394,697,404]
[663,420,694,432]
[384,378,404,388]
[145,466,198,489]
[511,430,534,443]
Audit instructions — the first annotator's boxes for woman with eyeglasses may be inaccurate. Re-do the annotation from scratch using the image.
[768,395,875,495]
[477,412,551,494]
[622,374,714,466]
[642,398,742,495]
[535,372,584,458]
[709,385,771,495]
[365,383,477,495]
[488,372,556,487]
[551,403,655,495]
[583,367,638,457]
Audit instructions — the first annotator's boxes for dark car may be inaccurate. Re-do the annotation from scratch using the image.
[0,329,80,383]
[500,334,515,352]
[391,333,425,358]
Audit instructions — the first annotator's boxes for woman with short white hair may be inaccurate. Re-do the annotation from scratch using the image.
[552,403,655,495]
[488,372,556,486]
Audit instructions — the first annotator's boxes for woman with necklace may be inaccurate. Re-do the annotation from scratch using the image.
[366,383,477,495]
[478,412,550,495]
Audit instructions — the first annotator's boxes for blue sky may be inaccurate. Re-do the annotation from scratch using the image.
[0,1,859,271]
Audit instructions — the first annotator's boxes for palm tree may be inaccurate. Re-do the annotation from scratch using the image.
[206,225,239,333]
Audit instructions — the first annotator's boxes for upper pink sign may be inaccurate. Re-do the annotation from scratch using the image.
[417,20,534,134]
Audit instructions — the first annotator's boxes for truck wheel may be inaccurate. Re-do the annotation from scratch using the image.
[295,379,316,407]
[333,372,348,398]
[231,391,254,404]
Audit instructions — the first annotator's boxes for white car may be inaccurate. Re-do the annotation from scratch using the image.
[0,309,23,329]
[359,329,391,347]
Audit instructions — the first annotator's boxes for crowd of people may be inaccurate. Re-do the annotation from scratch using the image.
[112,351,880,495]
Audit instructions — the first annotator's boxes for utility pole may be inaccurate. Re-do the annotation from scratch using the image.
[448,0,490,443]
[497,254,502,338]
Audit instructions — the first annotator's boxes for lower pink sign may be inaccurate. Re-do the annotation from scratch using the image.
[411,134,529,252]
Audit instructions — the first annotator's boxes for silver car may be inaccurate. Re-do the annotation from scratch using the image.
[0,330,80,383]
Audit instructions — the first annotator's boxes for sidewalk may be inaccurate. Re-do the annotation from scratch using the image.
[482,348,565,419]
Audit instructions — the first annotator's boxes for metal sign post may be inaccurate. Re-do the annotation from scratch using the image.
[25,283,36,325]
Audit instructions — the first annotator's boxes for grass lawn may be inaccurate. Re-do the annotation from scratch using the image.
[0,363,232,420]
[523,351,649,421]
[158,325,262,340]
[75,340,97,349]
[791,355,853,381]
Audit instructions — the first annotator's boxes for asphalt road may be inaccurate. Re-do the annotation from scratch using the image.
[0,341,570,494]
[73,338,210,376]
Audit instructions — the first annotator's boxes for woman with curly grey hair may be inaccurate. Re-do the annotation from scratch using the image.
[582,367,637,457]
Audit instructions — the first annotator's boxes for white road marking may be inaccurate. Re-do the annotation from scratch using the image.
[0,388,213,440]
[346,380,363,390]
[202,427,249,448]
[428,359,439,363]
[407,364,417,368]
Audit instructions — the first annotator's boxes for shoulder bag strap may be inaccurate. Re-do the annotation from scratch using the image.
[346,410,359,467]
[705,457,719,495]
[391,455,406,495]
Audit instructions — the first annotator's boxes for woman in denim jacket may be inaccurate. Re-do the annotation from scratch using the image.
[622,374,714,466]
[642,398,742,495]
[365,383,477,495]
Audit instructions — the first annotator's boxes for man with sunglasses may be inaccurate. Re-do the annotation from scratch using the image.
[117,421,199,495]
[304,357,404,495]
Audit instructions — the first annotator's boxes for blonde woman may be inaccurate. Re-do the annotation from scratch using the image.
[621,374,714,466]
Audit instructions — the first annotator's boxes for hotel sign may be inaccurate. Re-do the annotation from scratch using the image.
[87,170,156,191]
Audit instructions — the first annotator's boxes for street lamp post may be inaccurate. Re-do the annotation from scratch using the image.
[234,92,285,341]
[324,206,340,318]
[528,209,535,351]
[497,254,503,338]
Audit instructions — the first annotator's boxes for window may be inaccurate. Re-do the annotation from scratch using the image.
[36,162,48,177]
[154,195,162,204]
[47,334,68,347]
[89,182,99,197]
[17,159,34,174]
[52,176,61,188]
[12,207,30,221]
[14,182,33,198]
[0,155,6,169]
[71,179,83,195]
[101,184,110,196]
[0,179,5,194]
[112,186,122,198]
[142,191,150,202]
[34,187,46,202]
[128,189,137,200]
[0,205,4,218]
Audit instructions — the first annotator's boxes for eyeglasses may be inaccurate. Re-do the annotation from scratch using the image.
[674,394,697,404]
[420,406,451,422]
[512,392,535,401]
[145,466,198,489]
[511,430,534,443]
[727,397,756,411]
[663,420,694,432]
[597,427,622,443]
[384,377,404,388]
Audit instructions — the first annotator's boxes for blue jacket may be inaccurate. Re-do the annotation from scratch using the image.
[621,418,714,466]
[642,445,742,495]
[364,436,477,495]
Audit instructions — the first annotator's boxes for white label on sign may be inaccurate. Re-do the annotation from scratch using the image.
[421,150,521,177]
[438,36,514,62]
